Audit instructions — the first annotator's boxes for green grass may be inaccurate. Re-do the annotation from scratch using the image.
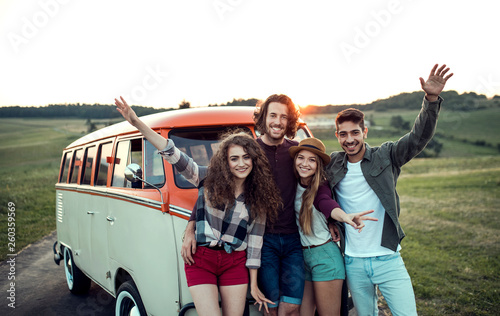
[398,157,500,315]
[304,106,500,157]
[0,118,84,260]
[0,113,499,315]
[362,107,500,147]
[437,107,500,144]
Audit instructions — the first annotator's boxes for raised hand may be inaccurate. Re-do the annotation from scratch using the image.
[113,96,168,150]
[114,96,139,125]
[419,64,454,101]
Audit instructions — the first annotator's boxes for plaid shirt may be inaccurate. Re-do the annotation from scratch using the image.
[159,140,266,269]
[193,187,266,269]
[158,139,207,187]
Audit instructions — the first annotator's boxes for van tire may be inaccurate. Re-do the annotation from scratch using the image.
[115,281,147,316]
[63,247,91,294]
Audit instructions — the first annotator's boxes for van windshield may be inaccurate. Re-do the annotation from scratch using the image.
[169,127,253,189]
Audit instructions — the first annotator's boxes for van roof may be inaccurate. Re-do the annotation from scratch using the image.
[66,106,259,149]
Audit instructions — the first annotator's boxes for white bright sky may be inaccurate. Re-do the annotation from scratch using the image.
[1,0,499,109]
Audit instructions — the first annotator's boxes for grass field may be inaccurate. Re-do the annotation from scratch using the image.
[0,118,84,261]
[0,110,499,315]
[399,157,500,315]
[305,106,500,157]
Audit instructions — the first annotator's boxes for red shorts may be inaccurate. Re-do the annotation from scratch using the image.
[185,246,249,287]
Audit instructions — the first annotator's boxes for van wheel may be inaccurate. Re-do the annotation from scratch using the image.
[63,247,91,294]
[115,281,146,316]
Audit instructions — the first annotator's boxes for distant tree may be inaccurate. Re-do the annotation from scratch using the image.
[209,98,259,107]
[390,115,409,130]
[179,100,191,109]
[390,115,402,129]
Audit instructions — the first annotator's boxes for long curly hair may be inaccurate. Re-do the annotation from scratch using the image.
[254,94,301,139]
[204,130,281,223]
[293,152,326,235]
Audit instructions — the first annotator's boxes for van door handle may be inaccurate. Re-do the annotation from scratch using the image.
[87,211,95,215]
[106,216,115,222]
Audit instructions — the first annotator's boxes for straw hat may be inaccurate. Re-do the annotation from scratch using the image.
[289,137,331,165]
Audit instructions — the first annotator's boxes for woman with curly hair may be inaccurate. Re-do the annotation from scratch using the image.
[289,138,377,316]
[115,96,280,316]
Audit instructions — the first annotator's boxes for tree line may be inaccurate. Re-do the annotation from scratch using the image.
[0,103,169,119]
[0,91,498,118]
[300,90,499,115]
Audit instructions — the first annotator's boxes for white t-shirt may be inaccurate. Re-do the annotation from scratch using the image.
[294,183,331,247]
[336,160,399,257]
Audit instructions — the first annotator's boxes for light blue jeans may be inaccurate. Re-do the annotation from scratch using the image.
[344,252,417,316]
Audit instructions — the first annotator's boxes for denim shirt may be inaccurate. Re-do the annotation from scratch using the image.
[325,96,443,252]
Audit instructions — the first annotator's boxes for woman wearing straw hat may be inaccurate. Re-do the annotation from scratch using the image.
[289,138,377,316]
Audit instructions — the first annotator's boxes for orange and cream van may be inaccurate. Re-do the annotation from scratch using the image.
[53,106,312,316]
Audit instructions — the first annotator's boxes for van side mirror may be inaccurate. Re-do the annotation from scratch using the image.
[124,163,142,183]
[124,163,168,213]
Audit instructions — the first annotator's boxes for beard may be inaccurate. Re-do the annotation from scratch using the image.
[343,141,364,157]
[266,124,286,140]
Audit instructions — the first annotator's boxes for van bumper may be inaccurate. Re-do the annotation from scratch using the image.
[53,241,62,265]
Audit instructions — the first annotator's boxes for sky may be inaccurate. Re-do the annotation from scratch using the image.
[0,0,499,109]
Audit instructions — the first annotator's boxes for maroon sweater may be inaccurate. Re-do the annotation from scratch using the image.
[257,138,299,234]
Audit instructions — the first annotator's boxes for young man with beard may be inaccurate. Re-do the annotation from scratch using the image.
[182,94,304,316]
[326,64,453,315]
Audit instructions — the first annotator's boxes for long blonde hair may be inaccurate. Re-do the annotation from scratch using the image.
[293,153,326,235]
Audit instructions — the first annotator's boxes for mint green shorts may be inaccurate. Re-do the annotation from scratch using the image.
[302,241,346,282]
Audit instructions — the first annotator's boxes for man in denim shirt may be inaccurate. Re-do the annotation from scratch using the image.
[326,64,453,316]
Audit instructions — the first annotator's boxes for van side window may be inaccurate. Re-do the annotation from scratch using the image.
[169,127,251,189]
[81,146,96,185]
[144,139,165,188]
[295,126,311,142]
[95,142,113,186]
[59,151,72,183]
[112,139,142,188]
[70,149,84,184]
[190,145,210,166]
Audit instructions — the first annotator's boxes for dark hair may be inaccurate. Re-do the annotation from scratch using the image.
[204,130,280,222]
[254,94,300,139]
[335,108,365,132]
